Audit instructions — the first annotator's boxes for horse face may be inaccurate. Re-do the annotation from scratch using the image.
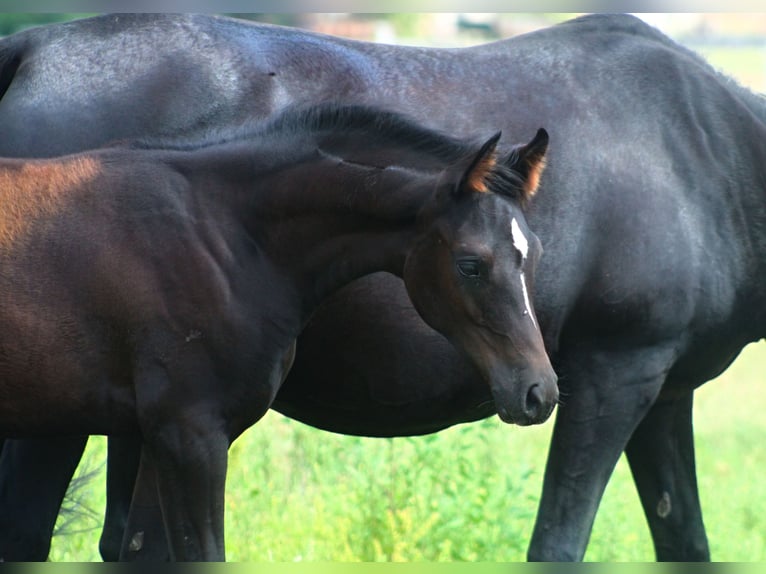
[403,130,558,426]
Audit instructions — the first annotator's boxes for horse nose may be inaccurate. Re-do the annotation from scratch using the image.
[524,384,546,421]
[521,375,558,425]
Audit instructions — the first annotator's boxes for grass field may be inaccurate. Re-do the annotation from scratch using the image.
[36,39,766,563]
[48,341,766,562]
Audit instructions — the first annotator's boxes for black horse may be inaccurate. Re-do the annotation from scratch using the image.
[0,103,552,561]
[0,13,762,561]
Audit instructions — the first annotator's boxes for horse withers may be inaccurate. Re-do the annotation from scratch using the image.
[0,104,553,560]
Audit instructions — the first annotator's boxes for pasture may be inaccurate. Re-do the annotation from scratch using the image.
[14,24,766,562]
[49,340,766,561]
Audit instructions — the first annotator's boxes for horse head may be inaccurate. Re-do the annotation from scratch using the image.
[403,128,558,425]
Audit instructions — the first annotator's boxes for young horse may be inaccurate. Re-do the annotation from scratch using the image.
[0,104,553,560]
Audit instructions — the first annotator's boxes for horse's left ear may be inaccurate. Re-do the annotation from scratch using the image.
[457,131,502,195]
[506,128,549,200]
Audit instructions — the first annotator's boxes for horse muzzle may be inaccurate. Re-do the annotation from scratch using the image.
[490,364,558,426]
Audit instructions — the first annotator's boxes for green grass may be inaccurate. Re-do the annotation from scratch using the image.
[48,342,766,562]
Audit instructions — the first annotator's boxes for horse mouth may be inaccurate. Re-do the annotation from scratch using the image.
[496,404,549,426]
[493,382,558,426]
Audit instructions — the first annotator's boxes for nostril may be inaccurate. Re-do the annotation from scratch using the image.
[525,383,543,418]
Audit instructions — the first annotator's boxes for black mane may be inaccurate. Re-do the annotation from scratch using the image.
[130,104,475,156]
[127,103,528,201]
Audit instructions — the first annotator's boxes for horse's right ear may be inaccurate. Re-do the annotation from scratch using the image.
[506,128,549,200]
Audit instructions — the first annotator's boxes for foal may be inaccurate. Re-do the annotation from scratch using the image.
[0,104,554,560]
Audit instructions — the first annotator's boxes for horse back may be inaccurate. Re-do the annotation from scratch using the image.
[0,14,373,158]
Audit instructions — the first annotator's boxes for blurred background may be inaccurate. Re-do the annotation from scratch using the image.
[303,13,766,91]
[1,12,764,562]
[3,13,766,91]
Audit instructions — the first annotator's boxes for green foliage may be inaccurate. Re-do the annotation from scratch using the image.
[223,416,546,561]
[0,14,94,36]
[48,343,766,562]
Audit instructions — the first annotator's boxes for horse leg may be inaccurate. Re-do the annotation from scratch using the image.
[99,435,150,561]
[0,436,88,561]
[117,445,170,561]
[142,421,229,561]
[624,391,710,561]
[113,340,293,562]
[128,324,288,561]
[526,346,672,561]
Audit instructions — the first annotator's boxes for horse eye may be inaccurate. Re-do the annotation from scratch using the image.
[456,257,482,278]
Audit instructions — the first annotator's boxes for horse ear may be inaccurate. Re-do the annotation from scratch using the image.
[456,131,502,195]
[506,128,549,199]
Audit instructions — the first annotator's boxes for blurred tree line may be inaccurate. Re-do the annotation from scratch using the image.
[0,14,333,37]
[0,13,573,42]
[0,14,344,37]
[0,14,96,36]
[0,13,430,39]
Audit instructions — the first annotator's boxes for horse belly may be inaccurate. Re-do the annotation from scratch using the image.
[665,316,760,392]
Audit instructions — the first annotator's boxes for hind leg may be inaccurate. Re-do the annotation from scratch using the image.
[0,436,87,561]
[624,390,710,561]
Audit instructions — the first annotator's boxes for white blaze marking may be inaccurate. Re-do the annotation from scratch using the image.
[520,272,538,330]
[511,217,529,259]
[511,217,538,330]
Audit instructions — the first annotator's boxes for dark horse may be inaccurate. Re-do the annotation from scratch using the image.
[0,103,553,560]
[0,13,763,561]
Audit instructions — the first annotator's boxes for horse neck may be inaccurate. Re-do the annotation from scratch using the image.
[222,148,434,310]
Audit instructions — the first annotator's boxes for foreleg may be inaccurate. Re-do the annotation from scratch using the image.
[527,347,672,561]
